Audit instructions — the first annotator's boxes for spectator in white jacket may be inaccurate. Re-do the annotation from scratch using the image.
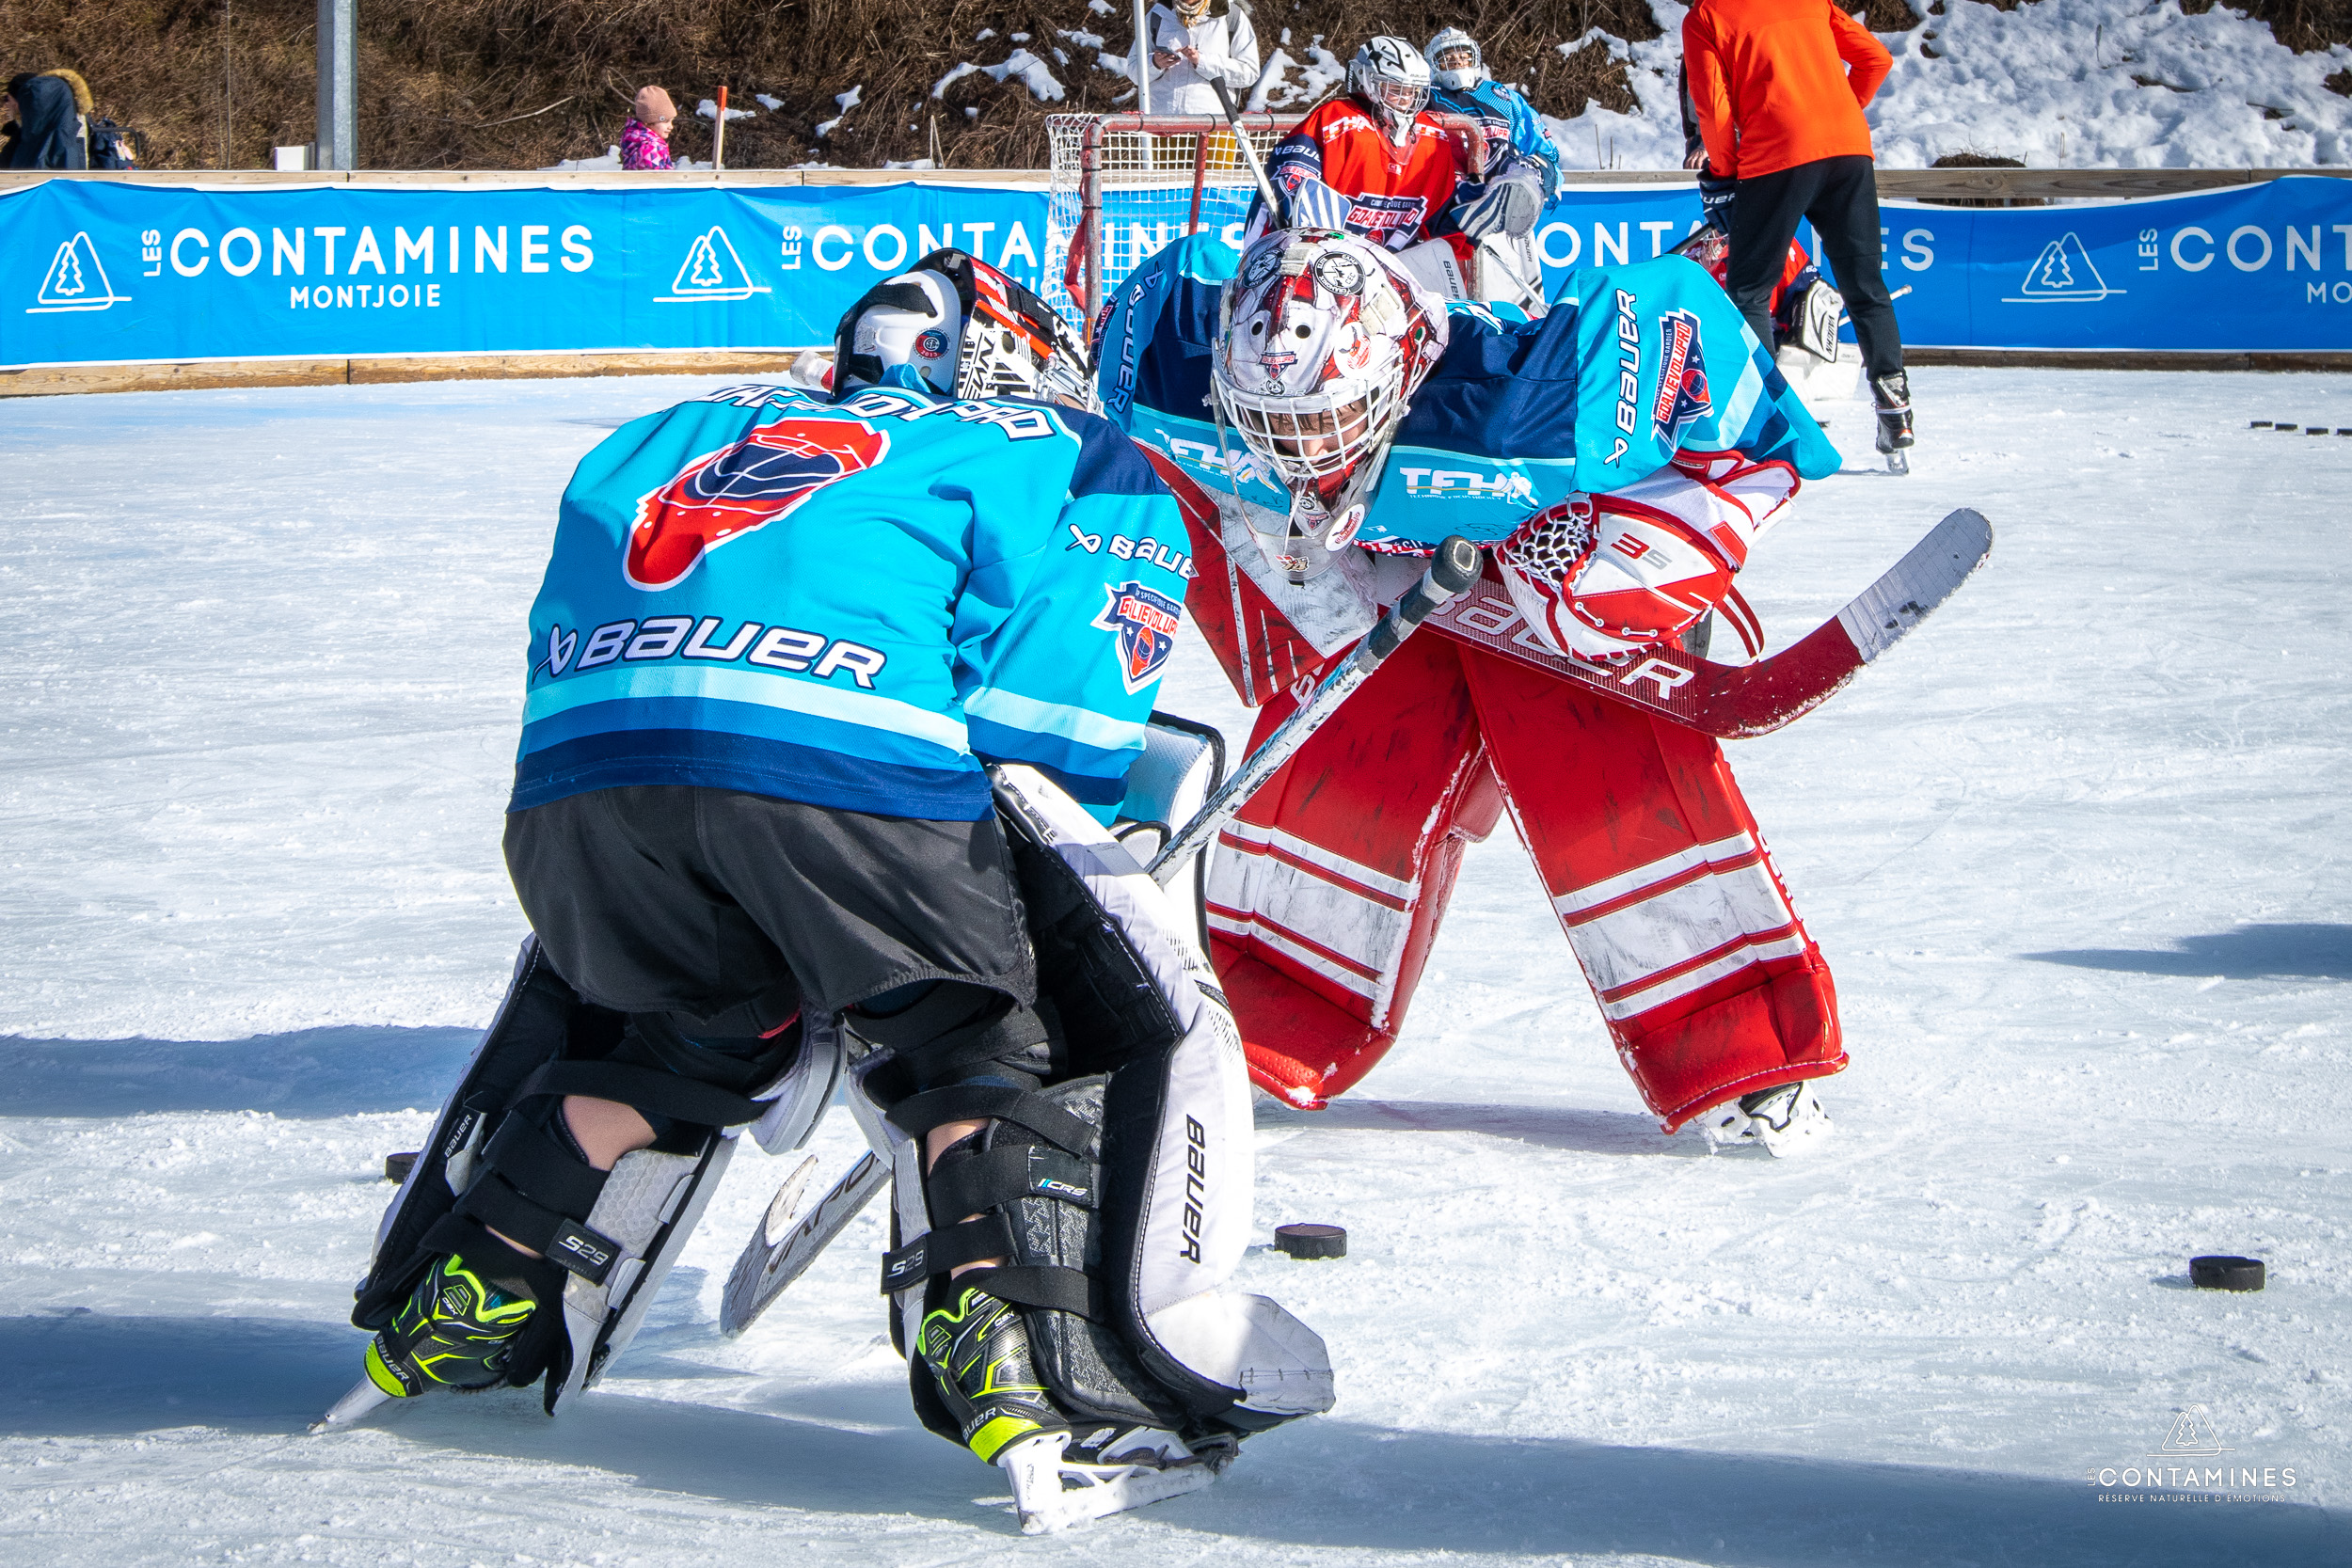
[1146,0,1260,114]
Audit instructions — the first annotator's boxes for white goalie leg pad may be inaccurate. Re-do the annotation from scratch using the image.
[751,1011,847,1155]
[553,1132,738,1404]
[990,765,1337,1428]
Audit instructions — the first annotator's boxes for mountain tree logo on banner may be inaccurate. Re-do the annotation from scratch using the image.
[2003,231,2124,304]
[26,231,133,314]
[655,226,773,304]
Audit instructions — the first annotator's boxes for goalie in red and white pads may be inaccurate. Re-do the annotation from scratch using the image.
[1096,228,1847,1152]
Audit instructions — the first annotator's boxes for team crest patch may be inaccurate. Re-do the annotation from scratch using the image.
[1092,579,1184,693]
[1650,309,1711,444]
[627,418,889,589]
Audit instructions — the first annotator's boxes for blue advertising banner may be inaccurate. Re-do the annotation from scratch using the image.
[7,173,2347,367]
[1519,175,2352,352]
[1,180,1050,368]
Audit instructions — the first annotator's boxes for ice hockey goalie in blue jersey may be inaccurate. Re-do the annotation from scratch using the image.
[515,272,1188,823]
[340,251,1337,1528]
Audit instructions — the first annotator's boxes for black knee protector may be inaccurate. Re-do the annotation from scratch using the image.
[355,938,803,1411]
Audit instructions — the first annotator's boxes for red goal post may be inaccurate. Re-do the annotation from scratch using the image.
[1044,111,1491,327]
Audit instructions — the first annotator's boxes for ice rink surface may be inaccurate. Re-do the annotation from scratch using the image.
[2,368,2348,1566]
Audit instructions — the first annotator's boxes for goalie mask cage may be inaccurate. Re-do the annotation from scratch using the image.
[1044,112,1488,330]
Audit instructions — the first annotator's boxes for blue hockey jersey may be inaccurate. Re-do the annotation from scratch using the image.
[1091,237,1840,549]
[1431,80,1563,197]
[512,379,1192,823]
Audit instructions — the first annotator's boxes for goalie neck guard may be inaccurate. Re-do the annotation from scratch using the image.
[834,247,1098,411]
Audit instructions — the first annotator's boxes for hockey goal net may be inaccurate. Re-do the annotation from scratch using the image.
[1044,112,1488,329]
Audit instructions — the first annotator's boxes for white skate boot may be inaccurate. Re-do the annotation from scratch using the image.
[1698,1080,1833,1157]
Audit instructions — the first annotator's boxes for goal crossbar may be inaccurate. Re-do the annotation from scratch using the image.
[1046,112,1491,326]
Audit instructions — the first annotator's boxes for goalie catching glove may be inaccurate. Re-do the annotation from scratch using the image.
[1495,452,1798,662]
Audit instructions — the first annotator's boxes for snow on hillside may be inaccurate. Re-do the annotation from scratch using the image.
[3,371,2350,1565]
[1542,0,2352,169]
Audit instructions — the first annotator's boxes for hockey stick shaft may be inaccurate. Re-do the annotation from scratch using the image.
[1208,78,1286,228]
[1422,507,1992,738]
[1151,536,1478,884]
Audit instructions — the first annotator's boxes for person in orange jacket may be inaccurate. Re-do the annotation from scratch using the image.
[1683,0,1914,464]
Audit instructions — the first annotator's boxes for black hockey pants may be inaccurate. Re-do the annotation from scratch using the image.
[1725,154,1904,381]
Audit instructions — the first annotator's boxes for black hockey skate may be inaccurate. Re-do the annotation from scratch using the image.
[1872,371,1915,475]
[917,1279,1071,1464]
[368,1251,539,1395]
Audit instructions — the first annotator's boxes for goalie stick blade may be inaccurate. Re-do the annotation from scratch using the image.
[309,1376,394,1433]
[718,1149,889,1338]
[1424,508,1992,738]
[997,1431,1221,1534]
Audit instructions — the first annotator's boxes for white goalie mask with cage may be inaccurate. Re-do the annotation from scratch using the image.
[1210,230,1448,562]
[1424,29,1486,92]
[1347,36,1433,145]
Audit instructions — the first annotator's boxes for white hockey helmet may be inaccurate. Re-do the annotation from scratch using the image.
[834,248,1097,409]
[1211,229,1448,552]
[1347,37,1431,145]
[1424,29,1485,92]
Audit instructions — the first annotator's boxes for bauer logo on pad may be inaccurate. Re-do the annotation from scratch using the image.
[1093,580,1184,694]
[627,418,889,589]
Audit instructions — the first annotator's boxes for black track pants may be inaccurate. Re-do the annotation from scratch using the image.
[1725,154,1904,381]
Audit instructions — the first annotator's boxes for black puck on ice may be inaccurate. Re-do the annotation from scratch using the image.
[2249,420,2272,428]
[2189,1255,2265,1291]
[385,1150,419,1183]
[1273,1223,1347,1259]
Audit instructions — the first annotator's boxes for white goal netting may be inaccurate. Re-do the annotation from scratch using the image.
[1044,114,1292,329]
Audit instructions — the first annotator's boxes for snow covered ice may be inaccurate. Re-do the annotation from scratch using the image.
[3,370,2348,1565]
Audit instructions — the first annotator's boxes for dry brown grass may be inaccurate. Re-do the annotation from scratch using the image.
[4,0,2341,171]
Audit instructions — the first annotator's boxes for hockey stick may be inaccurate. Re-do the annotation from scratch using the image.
[1424,507,1992,738]
[1150,535,1481,884]
[719,1149,888,1337]
[1208,78,1286,227]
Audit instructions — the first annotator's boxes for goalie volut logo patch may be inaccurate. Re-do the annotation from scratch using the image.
[1651,308,1711,444]
[1094,580,1184,694]
[628,418,888,589]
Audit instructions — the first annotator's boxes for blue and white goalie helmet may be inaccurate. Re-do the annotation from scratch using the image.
[1347,37,1431,145]
[1424,29,1486,92]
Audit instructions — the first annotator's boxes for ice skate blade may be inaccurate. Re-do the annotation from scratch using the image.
[309,1377,393,1433]
[998,1432,1218,1534]
[1884,449,1910,475]
[1699,1083,1834,1159]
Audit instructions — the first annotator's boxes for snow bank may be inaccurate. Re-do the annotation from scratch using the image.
[1251,36,1346,112]
[936,50,1068,103]
[1537,0,2352,169]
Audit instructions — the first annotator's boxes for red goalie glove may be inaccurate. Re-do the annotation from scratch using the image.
[1495,454,1797,662]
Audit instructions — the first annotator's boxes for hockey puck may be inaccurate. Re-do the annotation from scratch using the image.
[1273,1223,1347,1259]
[384,1150,419,1183]
[2189,1255,2265,1291]
[2310,426,2331,436]
[2249,420,2273,428]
